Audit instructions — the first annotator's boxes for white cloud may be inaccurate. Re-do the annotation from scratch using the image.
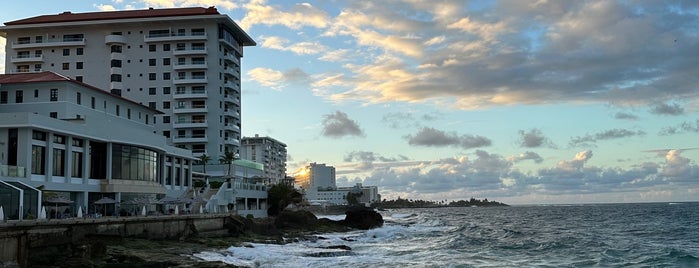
[240,0,329,31]
[247,67,284,88]
[136,0,238,10]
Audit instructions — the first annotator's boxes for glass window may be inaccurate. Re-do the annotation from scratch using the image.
[62,62,69,70]
[163,58,170,66]
[0,91,7,104]
[31,145,46,175]
[110,74,122,82]
[72,151,83,178]
[76,92,81,105]
[50,89,58,101]
[149,58,156,66]
[149,44,156,52]
[149,87,156,95]
[15,91,23,103]
[111,45,122,53]
[63,48,70,56]
[76,62,83,69]
[149,73,156,80]
[53,148,65,176]
[163,101,170,109]
[163,72,170,80]
[76,47,84,55]
[53,134,65,144]
[163,87,171,95]
[163,44,170,51]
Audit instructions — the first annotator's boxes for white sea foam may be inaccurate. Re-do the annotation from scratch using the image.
[315,214,346,221]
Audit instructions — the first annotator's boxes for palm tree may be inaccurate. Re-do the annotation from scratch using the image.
[218,150,238,176]
[197,154,211,174]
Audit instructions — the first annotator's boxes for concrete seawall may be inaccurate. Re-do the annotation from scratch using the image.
[0,214,237,267]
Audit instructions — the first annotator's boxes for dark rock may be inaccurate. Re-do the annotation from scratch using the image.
[274,210,318,229]
[341,207,383,230]
[321,245,352,251]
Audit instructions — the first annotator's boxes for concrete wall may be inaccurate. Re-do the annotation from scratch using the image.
[0,214,236,267]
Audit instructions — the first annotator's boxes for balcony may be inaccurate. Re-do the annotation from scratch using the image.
[172,134,208,143]
[173,76,208,85]
[223,81,240,91]
[144,32,207,43]
[223,123,240,132]
[223,109,240,118]
[224,95,240,105]
[223,67,240,78]
[105,34,127,45]
[12,38,85,49]
[11,55,43,63]
[173,120,208,128]
[173,62,208,70]
[11,68,42,74]
[223,53,240,66]
[223,137,240,146]
[173,48,207,56]
[173,105,207,114]
[0,164,26,177]
[173,89,207,99]
[219,38,241,54]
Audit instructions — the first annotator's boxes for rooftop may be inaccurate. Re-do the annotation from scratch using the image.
[4,7,220,25]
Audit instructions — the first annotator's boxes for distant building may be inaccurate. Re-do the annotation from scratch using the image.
[0,72,194,219]
[0,7,255,161]
[338,183,381,206]
[240,134,287,184]
[295,162,336,192]
[295,163,379,206]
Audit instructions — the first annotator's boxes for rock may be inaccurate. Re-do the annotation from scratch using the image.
[342,207,384,230]
[321,245,352,251]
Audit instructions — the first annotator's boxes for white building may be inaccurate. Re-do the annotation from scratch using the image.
[0,72,194,220]
[0,7,255,160]
[240,134,287,184]
[295,163,345,205]
[338,183,381,206]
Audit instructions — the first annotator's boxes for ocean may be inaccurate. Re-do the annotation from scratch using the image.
[194,202,699,267]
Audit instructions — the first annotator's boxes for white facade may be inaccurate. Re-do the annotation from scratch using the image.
[240,134,287,184]
[295,162,336,191]
[0,7,255,161]
[338,183,381,206]
[0,72,195,219]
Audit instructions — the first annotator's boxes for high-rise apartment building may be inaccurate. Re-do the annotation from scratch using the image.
[0,7,255,159]
[240,134,287,183]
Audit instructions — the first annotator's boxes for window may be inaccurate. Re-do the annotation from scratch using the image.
[76,76,83,82]
[15,91,23,103]
[178,57,186,65]
[91,97,96,108]
[116,105,120,116]
[148,102,156,109]
[76,92,81,105]
[111,45,122,53]
[72,151,83,178]
[149,73,156,80]
[50,112,58,118]
[127,109,131,119]
[163,72,171,80]
[149,87,156,95]
[35,36,43,43]
[53,148,65,176]
[76,62,83,69]
[32,89,38,98]
[62,62,69,70]
[62,48,70,56]
[110,59,122,68]
[34,64,42,71]
[76,47,84,55]
[53,134,65,144]
[31,145,46,175]
[17,37,30,44]
[163,131,170,138]
[163,116,170,123]
[149,44,156,52]
[63,34,83,41]
[163,44,171,51]
[0,91,6,104]
[176,43,186,50]
[192,28,205,36]
[111,74,122,82]
[163,101,170,109]
[163,58,170,66]
[163,87,171,95]
[149,58,156,66]
[32,130,47,141]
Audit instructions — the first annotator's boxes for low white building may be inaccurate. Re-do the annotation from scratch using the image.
[0,72,194,220]
[295,162,379,206]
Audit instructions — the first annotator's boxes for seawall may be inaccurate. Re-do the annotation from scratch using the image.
[0,214,239,267]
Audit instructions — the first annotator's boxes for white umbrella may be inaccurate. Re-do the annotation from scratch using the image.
[39,206,47,220]
[141,206,146,216]
[225,205,229,213]
[199,205,203,214]
[0,206,4,221]
[174,205,179,215]
[77,206,83,218]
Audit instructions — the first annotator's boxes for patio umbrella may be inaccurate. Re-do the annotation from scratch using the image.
[0,206,4,221]
[77,206,83,218]
[199,205,203,214]
[94,197,118,216]
[141,206,146,216]
[44,196,74,219]
[39,206,47,220]
[175,205,179,215]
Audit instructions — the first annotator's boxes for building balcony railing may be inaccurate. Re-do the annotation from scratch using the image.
[173,105,207,114]
[223,53,240,66]
[144,32,207,43]
[173,76,208,85]
[173,90,207,99]
[223,137,241,146]
[12,38,85,49]
[173,120,208,128]
[223,67,240,77]
[223,109,240,118]
[173,62,208,70]
[11,55,43,63]
[173,48,207,56]
[0,164,26,177]
[223,95,240,105]
[105,34,127,45]
[11,68,42,74]
[172,135,208,143]
[219,38,241,54]
[223,123,240,132]
[223,81,240,91]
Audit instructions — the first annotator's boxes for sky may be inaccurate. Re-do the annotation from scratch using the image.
[1,0,698,204]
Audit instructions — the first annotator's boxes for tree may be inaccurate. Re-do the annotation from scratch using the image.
[218,150,238,176]
[197,154,211,173]
[267,183,303,216]
[346,191,363,206]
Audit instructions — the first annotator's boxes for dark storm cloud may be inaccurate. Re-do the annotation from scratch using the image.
[405,127,491,149]
[321,111,365,138]
[569,128,646,147]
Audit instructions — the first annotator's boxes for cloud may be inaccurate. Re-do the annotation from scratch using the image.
[321,111,365,138]
[405,127,491,149]
[661,150,696,179]
[569,128,646,147]
[517,128,555,148]
[246,67,309,90]
[240,0,329,31]
[137,0,238,10]
[614,112,638,120]
[95,4,118,11]
[650,103,685,116]
[260,36,328,55]
[318,49,351,62]
[507,151,544,163]
[659,120,699,135]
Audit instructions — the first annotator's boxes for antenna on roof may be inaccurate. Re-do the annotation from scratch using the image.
[61,11,71,15]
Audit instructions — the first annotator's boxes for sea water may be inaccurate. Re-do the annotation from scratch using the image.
[193,203,699,267]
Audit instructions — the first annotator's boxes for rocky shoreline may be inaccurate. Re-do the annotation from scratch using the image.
[28,208,383,267]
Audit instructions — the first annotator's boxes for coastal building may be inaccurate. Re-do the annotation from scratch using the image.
[337,183,381,206]
[0,72,194,220]
[240,134,287,184]
[295,162,380,206]
[192,159,268,218]
[0,7,256,161]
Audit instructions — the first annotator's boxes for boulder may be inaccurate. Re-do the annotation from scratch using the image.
[341,207,383,230]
